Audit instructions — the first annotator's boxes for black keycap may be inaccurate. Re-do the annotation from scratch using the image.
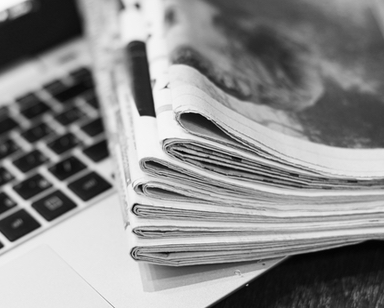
[55,106,86,126]
[13,149,48,173]
[13,174,52,200]
[52,79,93,103]
[68,172,112,201]
[47,133,79,155]
[81,118,104,137]
[43,80,67,95]
[20,101,51,120]
[15,92,41,108]
[0,192,16,215]
[48,156,86,180]
[70,67,92,82]
[84,91,99,109]
[21,122,54,143]
[0,116,18,136]
[0,138,19,159]
[83,140,109,162]
[0,106,9,118]
[32,190,77,221]
[0,167,14,186]
[0,209,40,241]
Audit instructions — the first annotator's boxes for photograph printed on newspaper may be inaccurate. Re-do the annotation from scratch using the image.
[153,0,384,178]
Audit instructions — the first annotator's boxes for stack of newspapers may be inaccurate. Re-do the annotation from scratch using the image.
[85,0,384,266]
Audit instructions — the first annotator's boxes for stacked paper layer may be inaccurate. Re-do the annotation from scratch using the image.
[90,0,384,266]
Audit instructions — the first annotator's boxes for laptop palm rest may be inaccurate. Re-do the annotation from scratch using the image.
[0,245,113,308]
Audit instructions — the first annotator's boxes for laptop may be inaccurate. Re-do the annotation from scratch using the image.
[0,0,281,307]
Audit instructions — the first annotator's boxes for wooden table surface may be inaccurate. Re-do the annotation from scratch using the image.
[212,241,384,308]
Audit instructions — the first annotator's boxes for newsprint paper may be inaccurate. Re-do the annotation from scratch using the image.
[89,0,384,266]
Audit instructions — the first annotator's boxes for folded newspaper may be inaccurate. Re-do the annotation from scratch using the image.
[85,0,384,266]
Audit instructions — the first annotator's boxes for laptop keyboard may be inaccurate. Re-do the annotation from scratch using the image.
[0,67,113,252]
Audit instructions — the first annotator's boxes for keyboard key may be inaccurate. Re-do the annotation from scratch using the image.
[83,140,109,162]
[0,209,40,241]
[81,118,104,137]
[48,156,86,180]
[43,80,67,95]
[84,91,99,109]
[0,138,19,159]
[15,92,41,108]
[20,101,51,120]
[0,106,9,118]
[52,79,93,103]
[0,192,16,215]
[13,149,48,173]
[13,174,52,200]
[21,122,54,143]
[0,167,14,186]
[70,67,92,82]
[0,116,18,136]
[55,106,86,126]
[32,190,77,221]
[47,133,80,155]
[68,172,112,201]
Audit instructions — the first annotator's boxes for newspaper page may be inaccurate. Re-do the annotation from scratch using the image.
[143,0,384,182]
[129,227,384,266]
[115,0,384,266]
[128,0,384,206]
[85,0,384,266]
[119,0,384,215]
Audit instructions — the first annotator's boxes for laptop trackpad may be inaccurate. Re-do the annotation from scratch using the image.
[0,246,112,308]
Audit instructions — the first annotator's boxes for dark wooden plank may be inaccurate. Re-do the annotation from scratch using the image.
[212,241,384,308]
